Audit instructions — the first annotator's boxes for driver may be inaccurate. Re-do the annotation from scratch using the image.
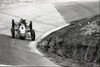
[20,18,26,27]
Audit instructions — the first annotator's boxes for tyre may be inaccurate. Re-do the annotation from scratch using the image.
[30,21,32,30]
[11,19,15,38]
[30,21,35,40]
[31,29,35,41]
[12,19,14,28]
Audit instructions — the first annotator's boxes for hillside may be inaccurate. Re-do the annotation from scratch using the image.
[37,15,100,67]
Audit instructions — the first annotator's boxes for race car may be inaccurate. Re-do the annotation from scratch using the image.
[11,18,35,40]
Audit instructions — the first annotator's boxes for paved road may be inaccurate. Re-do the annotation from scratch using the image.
[0,2,64,66]
[0,3,65,39]
[0,1,99,66]
[0,34,59,66]
[53,2,99,22]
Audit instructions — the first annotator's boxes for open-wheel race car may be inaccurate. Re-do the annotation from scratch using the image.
[11,18,35,40]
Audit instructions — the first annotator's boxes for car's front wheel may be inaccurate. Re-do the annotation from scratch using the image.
[31,29,35,41]
[11,19,15,38]
[30,21,35,41]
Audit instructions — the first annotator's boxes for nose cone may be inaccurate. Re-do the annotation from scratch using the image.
[19,24,26,39]
[19,24,26,34]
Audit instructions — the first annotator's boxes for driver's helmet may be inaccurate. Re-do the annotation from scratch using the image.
[20,18,26,27]
[20,18,26,22]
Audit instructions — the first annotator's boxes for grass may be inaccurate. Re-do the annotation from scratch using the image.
[37,14,100,67]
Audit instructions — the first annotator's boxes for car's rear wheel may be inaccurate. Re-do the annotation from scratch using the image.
[30,21,35,41]
[11,19,15,38]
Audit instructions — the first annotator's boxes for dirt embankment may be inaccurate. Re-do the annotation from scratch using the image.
[37,15,100,67]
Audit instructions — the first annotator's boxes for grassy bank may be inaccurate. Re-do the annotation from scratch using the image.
[37,15,100,67]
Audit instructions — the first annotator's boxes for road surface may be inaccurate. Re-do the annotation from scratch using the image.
[0,0,99,66]
[53,1,99,22]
